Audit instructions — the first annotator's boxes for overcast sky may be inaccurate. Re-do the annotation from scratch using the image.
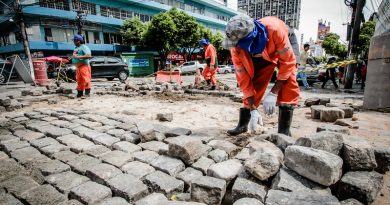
[299,0,380,44]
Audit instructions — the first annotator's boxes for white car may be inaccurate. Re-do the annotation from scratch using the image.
[217,65,232,74]
[180,61,206,74]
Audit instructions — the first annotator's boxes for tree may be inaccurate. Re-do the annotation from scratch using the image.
[357,21,376,56]
[321,33,347,59]
[142,12,177,69]
[121,16,146,47]
[167,8,201,61]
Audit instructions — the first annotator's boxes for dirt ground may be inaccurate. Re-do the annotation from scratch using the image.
[18,90,390,205]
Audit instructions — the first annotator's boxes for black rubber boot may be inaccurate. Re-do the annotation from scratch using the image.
[278,105,294,136]
[206,80,211,85]
[210,85,216,90]
[76,90,83,98]
[227,108,251,136]
[85,89,91,97]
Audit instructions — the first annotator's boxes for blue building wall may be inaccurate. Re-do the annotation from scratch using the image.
[0,0,238,56]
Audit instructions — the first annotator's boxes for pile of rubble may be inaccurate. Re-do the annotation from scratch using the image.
[305,97,360,129]
[0,107,389,205]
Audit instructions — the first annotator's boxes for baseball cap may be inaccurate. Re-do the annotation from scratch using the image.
[199,39,209,45]
[72,35,84,41]
[223,14,254,49]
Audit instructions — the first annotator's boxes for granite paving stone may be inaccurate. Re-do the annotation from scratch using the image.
[139,141,169,155]
[67,154,102,174]
[83,145,111,158]
[144,171,184,196]
[121,161,156,179]
[45,171,90,194]
[132,150,160,164]
[0,175,40,198]
[113,141,142,153]
[85,163,123,185]
[106,173,149,202]
[93,133,121,148]
[69,181,112,204]
[31,137,59,148]
[13,129,45,142]
[150,155,185,176]
[23,184,67,205]
[57,134,95,153]
[100,150,133,168]
[53,150,79,163]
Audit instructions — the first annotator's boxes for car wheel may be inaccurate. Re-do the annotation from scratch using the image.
[106,77,114,81]
[0,73,6,84]
[199,68,203,73]
[118,71,128,83]
[224,70,229,74]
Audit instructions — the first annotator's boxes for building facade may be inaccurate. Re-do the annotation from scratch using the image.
[237,0,301,29]
[0,0,238,57]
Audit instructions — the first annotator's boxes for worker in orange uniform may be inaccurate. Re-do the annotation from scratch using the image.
[71,35,92,98]
[199,39,218,90]
[223,14,300,136]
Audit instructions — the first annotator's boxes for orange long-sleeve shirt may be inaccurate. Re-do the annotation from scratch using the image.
[205,44,217,68]
[231,16,297,99]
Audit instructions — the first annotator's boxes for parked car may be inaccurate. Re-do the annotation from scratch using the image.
[217,65,233,74]
[179,61,206,74]
[67,56,129,82]
[0,59,18,84]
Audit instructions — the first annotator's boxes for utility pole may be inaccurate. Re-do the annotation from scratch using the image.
[14,0,35,80]
[73,0,85,35]
[344,0,366,89]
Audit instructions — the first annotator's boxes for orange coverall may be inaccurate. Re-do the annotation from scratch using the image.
[202,44,218,86]
[76,64,92,91]
[231,16,300,108]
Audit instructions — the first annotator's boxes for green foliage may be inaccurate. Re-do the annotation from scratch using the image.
[121,16,146,46]
[321,33,348,59]
[313,56,327,64]
[142,11,177,69]
[357,21,376,54]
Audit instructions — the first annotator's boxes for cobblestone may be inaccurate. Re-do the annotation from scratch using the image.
[10,146,48,164]
[69,181,112,204]
[13,129,45,142]
[0,159,29,182]
[97,197,131,205]
[45,171,90,194]
[144,171,184,196]
[85,163,122,185]
[132,150,160,164]
[113,141,142,153]
[23,184,67,205]
[93,133,121,148]
[192,157,215,175]
[107,174,149,202]
[67,154,102,174]
[38,160,71,176]
[121,161,156,179]
[150,155,185,176]
[57,134,95,153]
[53,150,79,163]
[40,144,70,157]
[83,145,111,158]
[0,175,40,198]
[31,137,59,148]
[139,141,169,155]
[1,140,30,153]
[100,150,133,168]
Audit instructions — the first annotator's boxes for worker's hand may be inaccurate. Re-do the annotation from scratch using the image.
[72,54,79,59]
[249,110,263,132]
[263,92,278,115]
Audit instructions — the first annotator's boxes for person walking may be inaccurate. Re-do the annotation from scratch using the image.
[199,39,218,90]
[321,57,339,89]
[223,14,300,136]
[297,44,311,89]
[71,35,92,98]
[361,60,367,90]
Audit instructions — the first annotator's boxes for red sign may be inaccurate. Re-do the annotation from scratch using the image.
[167,52,185,61]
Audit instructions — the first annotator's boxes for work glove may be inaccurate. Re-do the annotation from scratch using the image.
[249,110,263,132]
[263,92,278,115]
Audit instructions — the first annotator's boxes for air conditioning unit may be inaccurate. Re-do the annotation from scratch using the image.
[109,15,114,18]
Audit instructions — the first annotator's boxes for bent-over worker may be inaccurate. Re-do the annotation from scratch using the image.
[223,14,300,136]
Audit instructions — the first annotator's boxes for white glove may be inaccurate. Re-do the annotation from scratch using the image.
[249,110,264,132]
[263,92,278,115]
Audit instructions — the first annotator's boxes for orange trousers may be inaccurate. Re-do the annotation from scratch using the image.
[243,59,300,108]
[202,66,217,85]
[76,64,92,91]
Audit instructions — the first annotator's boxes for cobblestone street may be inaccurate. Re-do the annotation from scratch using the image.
[0,74,389,205]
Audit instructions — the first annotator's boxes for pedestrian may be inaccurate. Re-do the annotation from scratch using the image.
[223,14,300,136]
[297,43,311,89]
[321,57,339,89]
[71,35,92,98]
[199,39,218,90]
[361,60,367,90]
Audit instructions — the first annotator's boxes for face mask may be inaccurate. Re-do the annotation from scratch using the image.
[237,20,268,55]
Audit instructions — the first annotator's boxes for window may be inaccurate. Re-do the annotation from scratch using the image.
[103,32,110,44]
[44,28,53,41]
[107,58,119,63]
[93,32,101,44]
[72,0,96,15]
[39,0,70,11]
[91,57,105,64]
